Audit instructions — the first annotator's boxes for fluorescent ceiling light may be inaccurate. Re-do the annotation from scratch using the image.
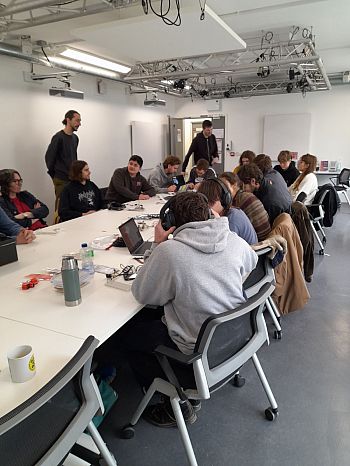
[60,48,131,74]
[161,79,174,85]
[47,56,119,78]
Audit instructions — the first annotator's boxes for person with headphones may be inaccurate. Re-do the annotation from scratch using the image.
[197,178,258,245]
[115,191,257,428]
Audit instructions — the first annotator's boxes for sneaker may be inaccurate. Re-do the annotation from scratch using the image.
[189,399,202,412]
[143,399,197,428]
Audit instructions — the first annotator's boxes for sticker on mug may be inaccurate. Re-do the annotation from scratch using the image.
[28,355,36,372]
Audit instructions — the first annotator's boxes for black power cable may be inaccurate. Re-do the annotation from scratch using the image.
[142,0,181,26]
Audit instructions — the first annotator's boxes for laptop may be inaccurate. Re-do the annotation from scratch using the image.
[118,218,153,257]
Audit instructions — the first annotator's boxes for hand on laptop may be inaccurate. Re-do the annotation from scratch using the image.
[154,221,175,244]
[167,185,177,193]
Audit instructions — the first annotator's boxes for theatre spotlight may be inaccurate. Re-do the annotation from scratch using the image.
[199,89,209,97]
[286,83,294,93]
[224,90,231,98]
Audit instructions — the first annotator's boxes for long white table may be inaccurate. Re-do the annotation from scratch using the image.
[0,317,84,417]
[0,199,164,343]
[0,197,165,417]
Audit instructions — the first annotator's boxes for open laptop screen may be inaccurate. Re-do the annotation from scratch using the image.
[119,218,143,254]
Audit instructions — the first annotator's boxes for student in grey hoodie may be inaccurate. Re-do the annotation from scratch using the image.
[117,192,257,427]
[148,155,181,193]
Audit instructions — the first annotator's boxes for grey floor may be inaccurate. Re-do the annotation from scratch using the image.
[99,205,350,466]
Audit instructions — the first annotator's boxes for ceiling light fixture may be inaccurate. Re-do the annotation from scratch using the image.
[60,48,131,74]
[47,56,119,79]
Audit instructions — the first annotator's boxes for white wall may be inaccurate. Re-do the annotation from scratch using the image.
[0,55,175,224]
[174,87,350,172]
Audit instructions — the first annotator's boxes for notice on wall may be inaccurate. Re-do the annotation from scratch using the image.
[212,128,224,139]
[177,128,182,143]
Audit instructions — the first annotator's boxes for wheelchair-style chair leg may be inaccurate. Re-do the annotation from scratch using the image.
[342,190,350,206]
[310,220,325,255]
[170,398,198,466]
[265,298,282,340]
[251,353,278,421]
[87,421,117,466]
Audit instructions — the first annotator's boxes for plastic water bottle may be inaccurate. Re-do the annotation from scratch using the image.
[80,243,94,274]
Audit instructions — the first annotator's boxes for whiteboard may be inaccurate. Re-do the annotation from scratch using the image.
[131,121,162,169]
[263,113,311,160]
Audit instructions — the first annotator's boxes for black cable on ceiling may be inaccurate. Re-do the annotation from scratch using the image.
[198,0,206,20]
[142,0,181,26]
[41,46,52,67]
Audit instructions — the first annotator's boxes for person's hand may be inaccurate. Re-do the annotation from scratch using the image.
[16,229,35,244]
[139,194,150,200]
[194,182,202,191]
[167,185,177,193]
[82,210,96,216]
[154,220,175,244]
[210,209,220,218]
[34,202,41,209]
[181,171,186,177]
[186,183,195,190]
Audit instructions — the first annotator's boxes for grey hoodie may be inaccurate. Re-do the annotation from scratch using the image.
[131,217,258,354]
[148,164,174,193]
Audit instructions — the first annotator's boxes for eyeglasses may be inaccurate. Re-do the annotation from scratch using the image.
[12,179,23,184]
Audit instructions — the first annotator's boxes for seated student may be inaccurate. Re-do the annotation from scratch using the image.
[219,172,271,241]
[0,169,49,231]
[116,192,257,427]
[289,154,318,205]
[238,163,292,225]
[148,155,181,193]
[197,178,258,244]
[187,158,216,188]
[233,150,255,175]
[106,155,156,204]
[58,160,102,222]
[274,150,300,187]
[254,153,288,188]
[0,206,35,244]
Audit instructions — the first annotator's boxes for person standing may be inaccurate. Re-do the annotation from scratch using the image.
[45,110,81,218]
[182,120,218,174]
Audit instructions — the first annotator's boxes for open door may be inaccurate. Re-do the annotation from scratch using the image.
[211,116,225,175]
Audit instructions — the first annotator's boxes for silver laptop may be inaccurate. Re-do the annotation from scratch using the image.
[118,218,152,257]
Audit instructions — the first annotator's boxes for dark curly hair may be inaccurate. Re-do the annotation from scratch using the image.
[254,154,272,174]
[0,169,21,196]
[238,164,264,185]
[172,192,210,228]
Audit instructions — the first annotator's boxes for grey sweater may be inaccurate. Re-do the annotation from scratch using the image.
[131,217,258,354]
[148,164,174,193]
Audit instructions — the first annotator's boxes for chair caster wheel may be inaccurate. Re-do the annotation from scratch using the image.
[121,425,135,439]
[233,374,246,387]
[319,250,325,255]
[265,407,278,421]
[274,330,282,340]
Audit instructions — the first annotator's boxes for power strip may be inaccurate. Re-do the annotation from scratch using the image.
[105,275,133,291]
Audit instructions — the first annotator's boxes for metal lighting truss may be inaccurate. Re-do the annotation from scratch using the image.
[0,0,138,33]
[126,39,331,99]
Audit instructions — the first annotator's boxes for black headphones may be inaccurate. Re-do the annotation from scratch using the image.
[160,193,212,230]
[210,178,232,210]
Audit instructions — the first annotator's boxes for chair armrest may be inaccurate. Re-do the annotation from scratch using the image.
[329,176,337,185]
[155,345,202,365]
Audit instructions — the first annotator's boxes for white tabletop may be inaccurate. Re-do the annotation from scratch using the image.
[0,317,84,417]
[0,198,165,343]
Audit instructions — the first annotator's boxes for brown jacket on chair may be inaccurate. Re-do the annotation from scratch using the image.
[269,213,310,314]
[291,201,314,281]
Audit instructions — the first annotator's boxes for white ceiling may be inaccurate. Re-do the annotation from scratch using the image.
[3,0,350,74]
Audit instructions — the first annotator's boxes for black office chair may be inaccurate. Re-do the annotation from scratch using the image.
[330,168,350,206]
[122,282,278,466]
[100,187,109,209]
[244,246,282,339]
[0,336,117,466]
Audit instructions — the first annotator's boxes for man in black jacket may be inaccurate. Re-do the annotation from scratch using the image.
[44,110,81,218]
[238,164,292,225]
[106,155,156,204]
[182,120,218,174]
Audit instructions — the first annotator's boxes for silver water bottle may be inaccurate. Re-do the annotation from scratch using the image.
[61,255,82,307]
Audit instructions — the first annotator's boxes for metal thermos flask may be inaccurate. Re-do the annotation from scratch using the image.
[61,255,82,307]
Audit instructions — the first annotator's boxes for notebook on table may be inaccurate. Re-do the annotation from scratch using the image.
[118,218,153,258]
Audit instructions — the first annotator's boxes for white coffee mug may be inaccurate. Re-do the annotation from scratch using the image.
[7,345,36,383]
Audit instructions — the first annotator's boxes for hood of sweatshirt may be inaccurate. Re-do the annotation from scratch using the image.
[173,217,230,254]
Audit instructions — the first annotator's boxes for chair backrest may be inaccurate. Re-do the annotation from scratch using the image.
[0,336,100,466]
[193,281,274,394]
[100,187,109,208]
[338,168,350,186]
[243,246,274,298]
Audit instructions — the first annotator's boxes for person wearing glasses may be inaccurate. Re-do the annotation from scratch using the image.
[0,169,49,230]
